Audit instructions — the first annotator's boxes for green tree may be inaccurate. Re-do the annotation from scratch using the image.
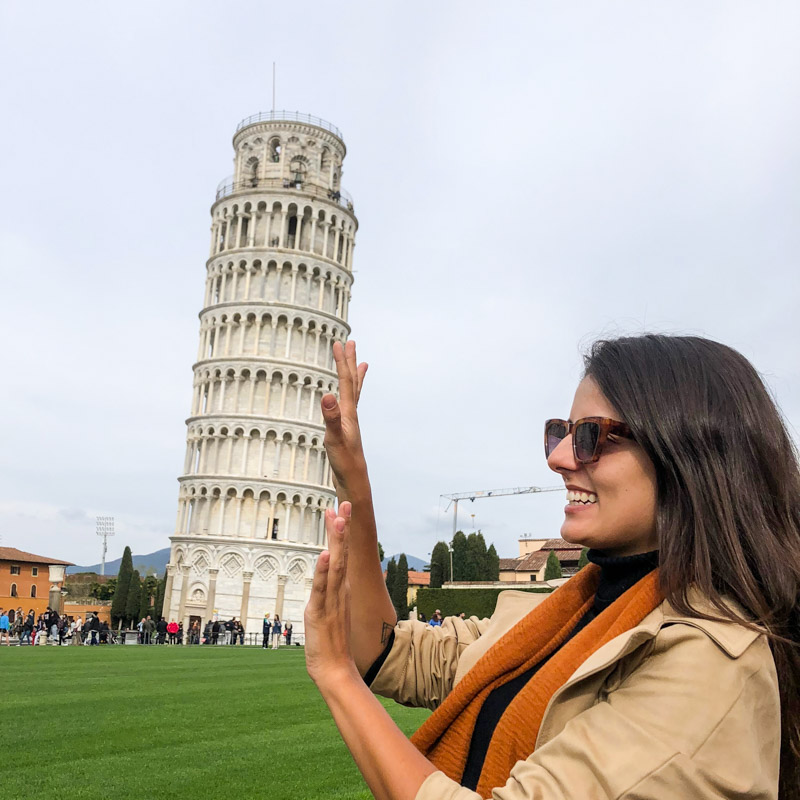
[429,542,451,588]
[89,576,117,600]
[392,554,409,619]
[464,532,489,580]
[451,531,468,581]
[544,550,563,581]
[124,570,142,627]
[140,574,158,620]
[154,570,167,619]
[110,547,134,627]
[377,541,385,562]
[486,543,500,581]
[577,547,590,569]
[385,558,397,603]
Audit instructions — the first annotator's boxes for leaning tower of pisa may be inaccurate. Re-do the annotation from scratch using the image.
[163,111,357,638]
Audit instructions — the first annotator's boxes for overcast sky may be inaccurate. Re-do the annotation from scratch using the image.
[1,2,798,567]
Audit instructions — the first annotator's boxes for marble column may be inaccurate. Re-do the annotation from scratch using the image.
[163,564,176,618]
[274,575,288,618]
[205,568,219,623]
[240,571,254,626]
[177,565,191,628]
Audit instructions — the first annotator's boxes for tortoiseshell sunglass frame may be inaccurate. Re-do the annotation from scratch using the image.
[544,417,635,464]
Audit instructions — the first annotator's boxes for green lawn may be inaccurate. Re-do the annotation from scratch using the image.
[0,645,429,799]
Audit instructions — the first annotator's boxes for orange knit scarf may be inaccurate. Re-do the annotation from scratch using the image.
[410,564,663,798]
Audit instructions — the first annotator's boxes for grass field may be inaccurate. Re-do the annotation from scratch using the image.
[0,645,429,799]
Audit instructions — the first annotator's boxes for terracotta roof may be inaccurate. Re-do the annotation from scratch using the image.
[407,571,430,586]
[542,538,582,550]
[501,539,584,573]
[0,547,73,566]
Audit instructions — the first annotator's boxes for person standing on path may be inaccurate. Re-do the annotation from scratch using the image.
[271,614,282,649]
[72,617,83,646]
[262,614,271,648]
[284,621,293,646]
[167,620,179,644]
[20,609,34,645]
[0,609,10,645]
[143,615,155,645]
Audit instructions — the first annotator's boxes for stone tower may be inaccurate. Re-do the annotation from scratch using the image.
[164,111,357,638]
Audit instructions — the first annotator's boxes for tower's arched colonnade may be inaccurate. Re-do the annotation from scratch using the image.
[165,112,357,638]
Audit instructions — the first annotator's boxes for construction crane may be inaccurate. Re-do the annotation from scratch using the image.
[441,486,563,540]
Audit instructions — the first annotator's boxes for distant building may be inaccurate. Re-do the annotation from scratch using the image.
[0,547,73,620]
[498,537,584,582]
[383,569,431,606]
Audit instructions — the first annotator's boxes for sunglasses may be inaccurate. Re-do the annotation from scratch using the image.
[544,417,634,464]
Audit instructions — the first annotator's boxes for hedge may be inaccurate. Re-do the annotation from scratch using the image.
[415,587,552,620]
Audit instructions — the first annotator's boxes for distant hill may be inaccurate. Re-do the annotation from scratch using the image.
[381,554,428,572]
[70,547,427,576]
[67,547,171,576]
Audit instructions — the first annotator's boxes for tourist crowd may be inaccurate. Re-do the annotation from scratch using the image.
[0,607,297,647]
[0,606,110,645]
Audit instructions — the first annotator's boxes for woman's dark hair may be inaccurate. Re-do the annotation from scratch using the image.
[584,334,800,799]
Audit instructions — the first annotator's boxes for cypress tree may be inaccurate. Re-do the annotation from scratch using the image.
[111,546,134,627]
[578,547,590,569]
[139,582,150,621]
[392,554,409,619]
[429,542,451,588]
[544,550,563,581]
[451,531,467,581]
[377,541,385,562]
[464,532,489,580]
[154,569,166,619]
[125,570,142,627]
[140,574,157,620]
[486,543,500,581]
[385,558,397,601]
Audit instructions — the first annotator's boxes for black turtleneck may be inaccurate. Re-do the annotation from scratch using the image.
[460,548,659,791]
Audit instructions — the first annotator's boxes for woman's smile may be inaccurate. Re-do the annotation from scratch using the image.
[548,377,658,556]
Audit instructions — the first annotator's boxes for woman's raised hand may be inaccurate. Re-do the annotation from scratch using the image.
[304,502,358,687]
[322,340,369,499]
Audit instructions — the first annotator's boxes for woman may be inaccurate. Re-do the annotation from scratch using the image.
[284,620,293,646]
[271,614,282,649]
[304,337,799,800]
[167,619,179,645]
[72,616,83,646]
[20,609,34,645]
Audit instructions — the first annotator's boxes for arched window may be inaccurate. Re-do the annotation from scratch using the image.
[269,138,281,163]
[290,158,307,186]
[246,157,260,187]
[30,585,37,598]
[10,583,17,597]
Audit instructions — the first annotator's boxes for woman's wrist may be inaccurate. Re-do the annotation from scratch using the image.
[313,662,363,695]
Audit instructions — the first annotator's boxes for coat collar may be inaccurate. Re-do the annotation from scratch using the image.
[563,591,761,691]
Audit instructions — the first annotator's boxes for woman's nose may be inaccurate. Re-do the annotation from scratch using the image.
[547,434,579,473]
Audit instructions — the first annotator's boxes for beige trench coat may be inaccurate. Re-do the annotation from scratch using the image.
[370,590,780,799]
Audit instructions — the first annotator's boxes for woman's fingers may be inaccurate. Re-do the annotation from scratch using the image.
[345,340,359,398]
[321,392,343,436]
[308,541,331,613]
[326,502,351,602]
[355,362,368,405]
[333,341,355,412]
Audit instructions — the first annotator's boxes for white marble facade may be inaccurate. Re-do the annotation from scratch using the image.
[165,112,357,636]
